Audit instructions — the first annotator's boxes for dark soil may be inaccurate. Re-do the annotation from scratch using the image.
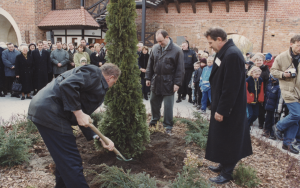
[76,131,203,187]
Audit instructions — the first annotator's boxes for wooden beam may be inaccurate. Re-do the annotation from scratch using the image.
[244,0,248,12]
[174,0,180,13]
[225,0,229,12]
[208,0,212,13]
[190,0,196,13]
[163,0,168,13]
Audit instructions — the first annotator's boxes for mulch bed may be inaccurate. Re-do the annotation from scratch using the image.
[0,119,299,188]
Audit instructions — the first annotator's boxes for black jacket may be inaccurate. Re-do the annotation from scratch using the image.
[145,38,184,95]
[138,53,149,79]
[27,65,108,140]
[67,49,76,70]
[183,49,198,70]
[90,50,106,67]
[193,68,202,83]
[32,49,51,90]
[15,53,34,92]
[205,39,252,164]
[0,47,5,90]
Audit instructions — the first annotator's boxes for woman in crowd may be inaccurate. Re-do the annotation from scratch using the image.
[90,43,106,67]
[15,46,34,100]
[138,46,150,100]
[74,44,90,67]
[62,43,68,51]
[253,53,270,129]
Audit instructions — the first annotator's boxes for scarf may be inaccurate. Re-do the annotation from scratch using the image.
[290,48,300,73]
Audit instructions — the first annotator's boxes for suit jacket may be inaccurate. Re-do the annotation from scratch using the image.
[32,49,52,90]
[67,49,77,70]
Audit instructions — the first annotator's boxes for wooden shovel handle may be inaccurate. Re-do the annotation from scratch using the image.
[88,123,124,159]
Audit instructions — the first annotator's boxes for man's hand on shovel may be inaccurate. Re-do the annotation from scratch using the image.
[95,136,114,151]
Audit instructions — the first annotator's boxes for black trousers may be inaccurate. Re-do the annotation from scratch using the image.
[194,82,202,105]
[5,76,15,94]
[141,78,150,96]
[258,103,266,126]
[48,73,53,83]
[34,123,89,188]
[178,69,194,97]
[219,162,237,179]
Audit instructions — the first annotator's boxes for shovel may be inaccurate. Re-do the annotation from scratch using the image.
[88,121,132,162]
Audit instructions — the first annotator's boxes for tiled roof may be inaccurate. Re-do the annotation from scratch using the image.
[38,7,99,28]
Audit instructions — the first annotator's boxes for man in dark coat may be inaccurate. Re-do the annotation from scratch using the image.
[176,41,198,103]
[32,41,52,94]
[204,27,252,184]
[0,46,5,97]
[27,63,120,188]
[90,43,106,67]
[145,29,184,134]
[67,43,76,70]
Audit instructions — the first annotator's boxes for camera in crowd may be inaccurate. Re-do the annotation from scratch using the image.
[288,68,297,78]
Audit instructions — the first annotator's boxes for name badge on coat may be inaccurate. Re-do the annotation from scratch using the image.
[215,58,221,66]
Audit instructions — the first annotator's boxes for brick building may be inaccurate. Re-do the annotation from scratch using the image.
[0,0,299,55]
[136,0,300,55]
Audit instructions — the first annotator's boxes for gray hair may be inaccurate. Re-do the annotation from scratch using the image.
[100,63,121,78]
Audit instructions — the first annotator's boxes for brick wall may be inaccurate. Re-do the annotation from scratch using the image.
[136,0,300,55]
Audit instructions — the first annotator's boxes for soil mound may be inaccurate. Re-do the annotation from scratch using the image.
[87,132,187,180]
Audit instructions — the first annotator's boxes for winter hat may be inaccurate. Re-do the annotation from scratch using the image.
[86,43,89,45]
[200,58,207,64]
[265,53,272,61]
[269,74,279,83]
[80,57,87,63]
[28,43,36,50]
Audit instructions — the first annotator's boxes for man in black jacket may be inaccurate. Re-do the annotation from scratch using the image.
[91,43,106,67]
[0,46,5,97]
[145,29,184,134]
[177,41,198,103]
[204,27,252,184]
[67,43,76,70]
[32,41,52,94]
[28,63,120,188]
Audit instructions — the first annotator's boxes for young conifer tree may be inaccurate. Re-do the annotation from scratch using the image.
[98,0,150,157]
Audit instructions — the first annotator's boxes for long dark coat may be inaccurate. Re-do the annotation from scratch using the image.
[15,53,34,93]
[205,39,253,164]
[0,47,5,91]
[138,53,149,79]
[32,49,51,91]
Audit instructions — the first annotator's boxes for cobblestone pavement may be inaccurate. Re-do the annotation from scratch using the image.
[0,92,299,160]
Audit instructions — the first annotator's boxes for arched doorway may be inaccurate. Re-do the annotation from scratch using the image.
[0,8,22,45]
[227,34,253,55]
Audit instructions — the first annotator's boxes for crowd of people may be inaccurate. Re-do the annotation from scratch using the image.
[0,39,107,99]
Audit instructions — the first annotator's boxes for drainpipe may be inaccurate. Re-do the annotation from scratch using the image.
[141,0,146,45]
[52,0,56,10]
[261,0,268,53]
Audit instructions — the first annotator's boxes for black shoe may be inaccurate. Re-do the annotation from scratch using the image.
[176,98,182,103]
[282,144,299,154]
[273,124,284,140]
[209,174,233,185]
[21,96,25,100]
[148,122,156,127]
[269,135,276,140]
[182,96,186,100]
[259,124,264,129]
[208,165,222,173]
[26,96,32,99]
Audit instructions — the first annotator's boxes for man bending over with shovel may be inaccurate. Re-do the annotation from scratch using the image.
[28,63,120,188]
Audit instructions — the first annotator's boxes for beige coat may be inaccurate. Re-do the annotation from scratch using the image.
[270,48,300,103]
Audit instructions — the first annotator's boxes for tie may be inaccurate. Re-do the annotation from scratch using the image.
[40,50,42,56]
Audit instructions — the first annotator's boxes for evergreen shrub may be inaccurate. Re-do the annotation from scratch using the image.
[233,163,261,187]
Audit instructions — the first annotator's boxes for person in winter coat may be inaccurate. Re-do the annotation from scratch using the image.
[246,66,264,128]
[193,60,204,108]
[32,41,52,94]
[0,43,6,97]
[74,44,90,67]
[15,46,34,100]
[67,43,76,70]
[245,61,254,78]
[263,74,281,140]
[1,43,20,98]
[27,63,119,188]
[138,46,150,100]
[264,53,274,69]
[271,35,300,154]
[253,53,270,129]
[90,43,106,67]
[204,27,252,184]
[199,56,213,113]
[50,41,69,78]
[176,41,198,103]
[145,29,184,134]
